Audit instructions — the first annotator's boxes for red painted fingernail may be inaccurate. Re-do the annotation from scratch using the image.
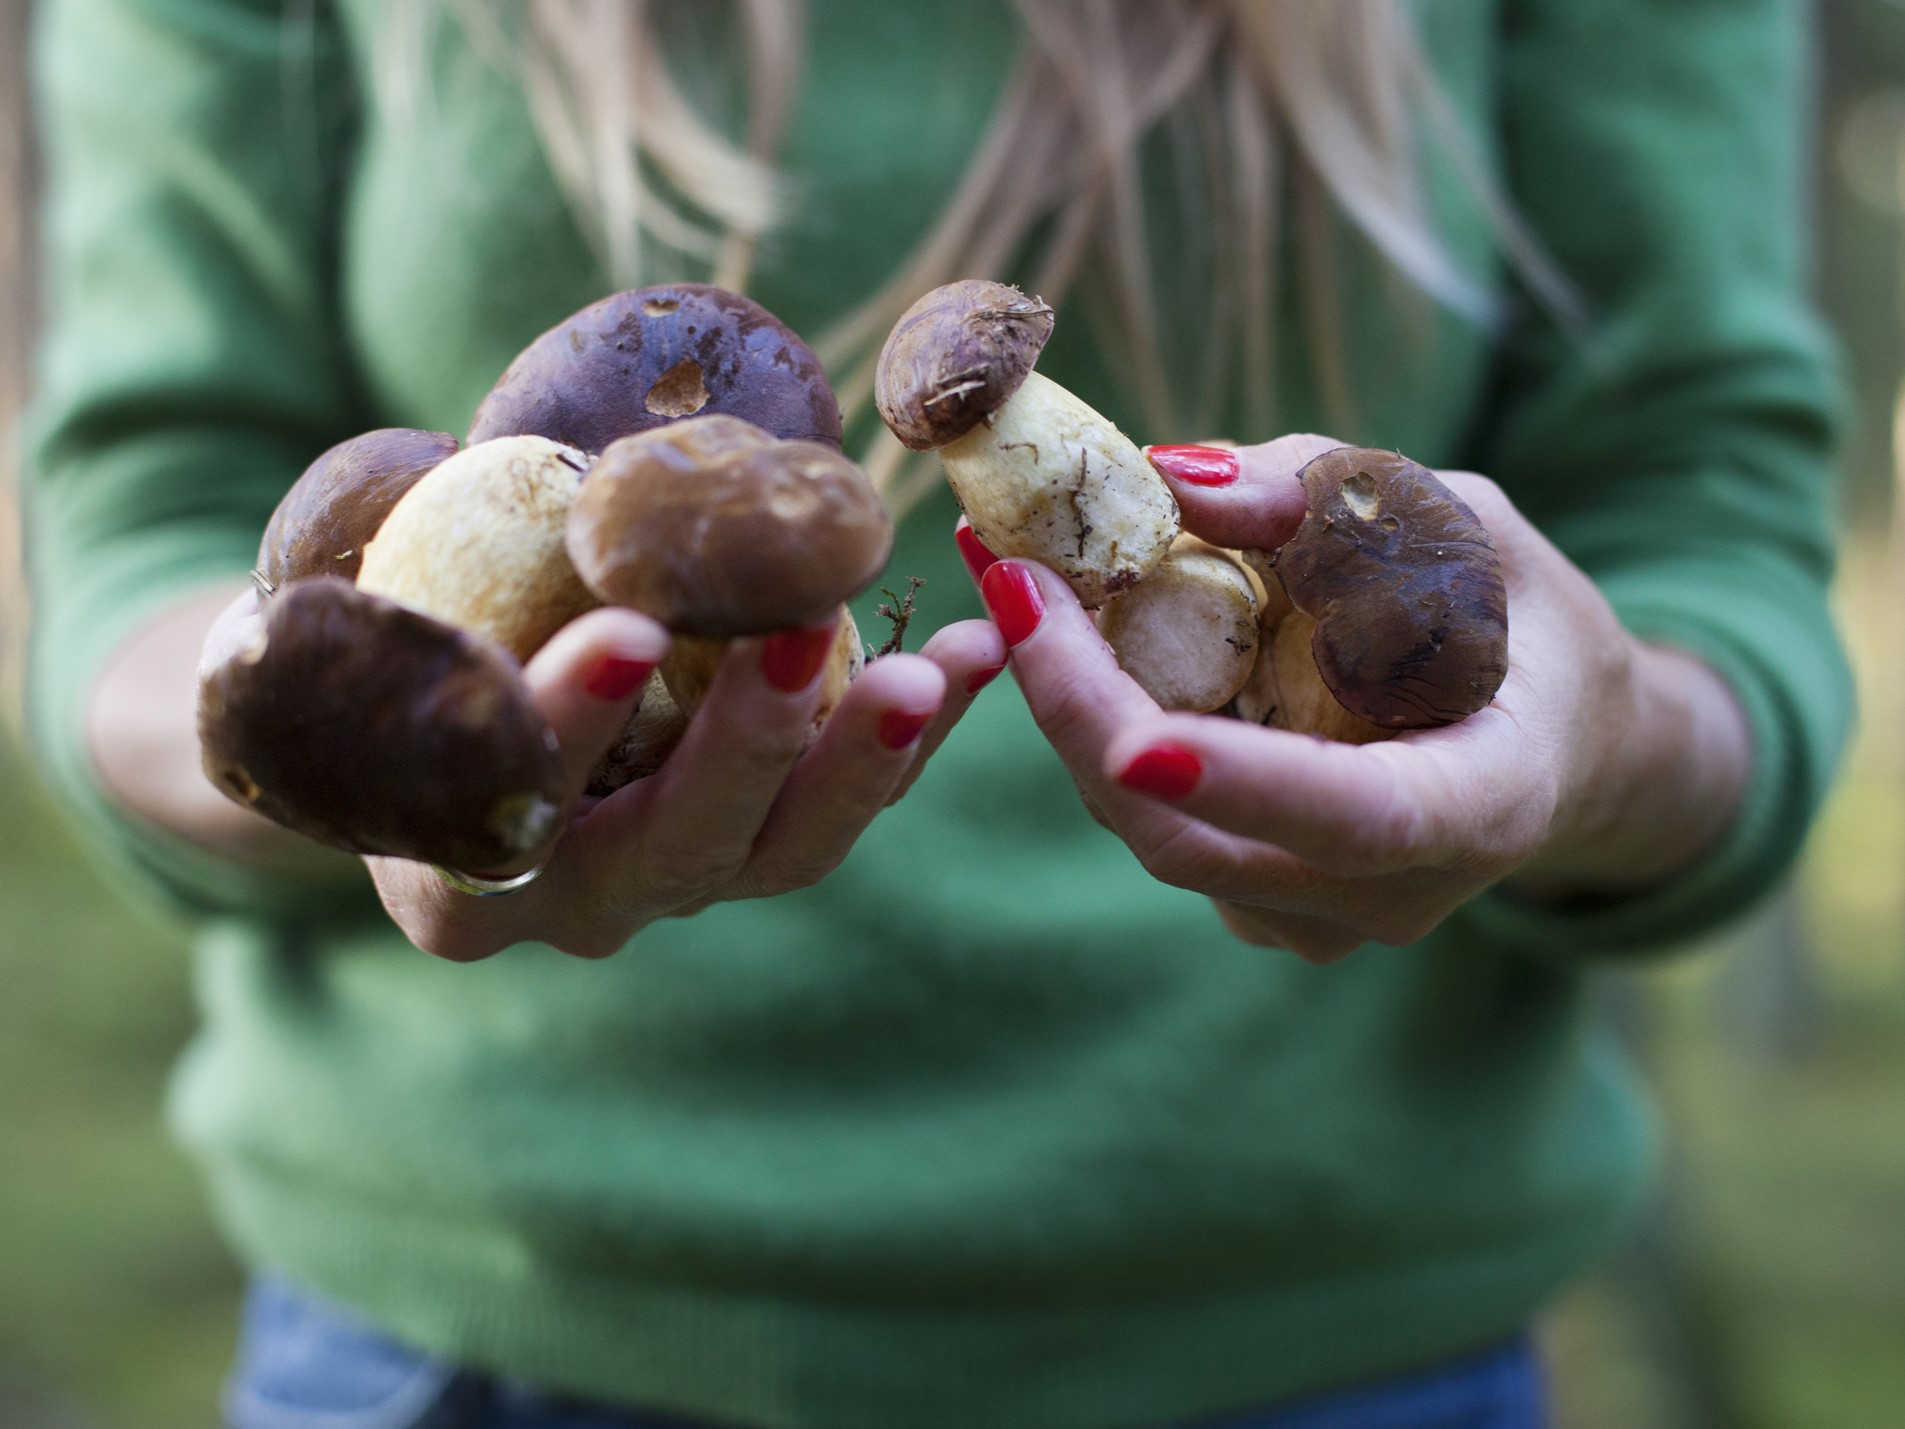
[1147,444,1239,486]
[955,522,999,584]
[1118,743,1203,800]
[761,625,836,693]
[876,708,933,750]
[585,654,655,700]
[966,663,1006,694]
[980,561,1044,646]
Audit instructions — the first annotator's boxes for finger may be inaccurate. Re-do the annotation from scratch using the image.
[519,607,672,798]
[1215,901,1365,964]
[1102,707,1547,880]
[954,516,998,586]
[738,653,948,894]
[888,617,1009,803]
[1143,432,1339,553]
[595,617,839,895]
[975,555,1201,849]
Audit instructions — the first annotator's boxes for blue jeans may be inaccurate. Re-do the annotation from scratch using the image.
[224,1276,1547,1429]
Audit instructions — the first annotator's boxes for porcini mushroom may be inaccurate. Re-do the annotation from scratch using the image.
[876,280,1179,607]
[198,578,566,874]
[567,414,891,637]
[1100,536,1262,712]
[567,412,889,720]
[470,284,844,454]
[258,428,459,588]
[356,434,600,662]
[1267,447,1508,730]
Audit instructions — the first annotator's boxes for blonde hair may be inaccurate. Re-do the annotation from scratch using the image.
[390,0,1571,511]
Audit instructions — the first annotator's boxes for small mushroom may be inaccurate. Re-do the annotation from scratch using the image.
[1230,609,1394,745]
[875,280,1179,608]
[1100,537,1261,712]
[198,578,566,874]
[658,613,865,731]
[469,285,843,455]
[1270,447,1508,729]
[876,278,1055,450]
[258,428,459,588]
[356,435,601,663]
[566,414,893,638]
[587,670,689,794]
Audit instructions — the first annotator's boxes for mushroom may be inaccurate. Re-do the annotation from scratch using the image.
[875,279,1179,607]
[204,286,886,872]
[566,414,891,637]
[1100,536,1262,712]
[470,284,843,455]
[1264,447,1508,731]
[258,428,459,588]
[567,412,889,720]
[198,577,565,875]
[355,434,600,663]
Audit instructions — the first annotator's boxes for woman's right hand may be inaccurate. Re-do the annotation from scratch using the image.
[356,605,1006,962]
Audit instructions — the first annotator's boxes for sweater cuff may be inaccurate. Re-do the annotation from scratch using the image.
[1452,559,1848,961]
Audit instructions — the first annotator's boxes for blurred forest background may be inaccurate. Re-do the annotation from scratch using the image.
[3,2,1905,1426]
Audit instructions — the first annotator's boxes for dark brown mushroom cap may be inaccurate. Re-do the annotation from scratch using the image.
[1271,447,1508,729]
[467,285,842,455]
[566,414,893,637]
[258,428,459,588]
[875,279,1056,451]
[198,577,566,875]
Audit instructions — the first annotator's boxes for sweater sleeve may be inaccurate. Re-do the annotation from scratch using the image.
[24,0,373,919]
[1445,0,1853,958]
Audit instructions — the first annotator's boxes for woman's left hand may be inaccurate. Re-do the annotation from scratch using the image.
[961,434,1754,963]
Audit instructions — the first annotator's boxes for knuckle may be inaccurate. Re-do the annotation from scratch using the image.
[649,849,744,902]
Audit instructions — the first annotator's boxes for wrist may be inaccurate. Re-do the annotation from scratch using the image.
[1514,639,1752,900]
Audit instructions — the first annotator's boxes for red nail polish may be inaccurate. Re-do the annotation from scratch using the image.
[980,561,1044,646]
[966,663,1006,695]
[876,709,932,750]
[761,625,837,693]
[1147,444,1239,486]
[955,523,999,584]
[585,654,655,700]
[1118,743,1203,800]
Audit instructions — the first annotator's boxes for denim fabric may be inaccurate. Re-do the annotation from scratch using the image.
[224,1277,1546,1429]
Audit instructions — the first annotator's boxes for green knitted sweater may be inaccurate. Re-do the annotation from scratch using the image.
[26,0,1849,1424]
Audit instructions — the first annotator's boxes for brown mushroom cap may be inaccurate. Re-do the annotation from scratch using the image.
[567,414,893,637]
[468,285,843,455]
[875,279,1056,451]
[1270,447,1508,729]
[198,577,566,875]
[258,428,459,588]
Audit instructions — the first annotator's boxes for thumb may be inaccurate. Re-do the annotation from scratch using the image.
[1145,432,1340,553]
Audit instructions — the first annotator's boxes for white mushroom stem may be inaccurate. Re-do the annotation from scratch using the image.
[1232,609,1393,745]
[937,371,1179,608]
[1100,537,1261,712]
[356,435,600,662]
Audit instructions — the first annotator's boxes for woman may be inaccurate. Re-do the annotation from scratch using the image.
[26,0,1849,1425]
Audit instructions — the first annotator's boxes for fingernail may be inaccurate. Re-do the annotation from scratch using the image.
[761,625,837,693]
[876,708,933,750]
[966,662,1006,695]
[955,523,999,584]
[980,561,1044,646]
[1146,444,1239,486]
[1118,742,1203,800]
[585,654,655,701]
